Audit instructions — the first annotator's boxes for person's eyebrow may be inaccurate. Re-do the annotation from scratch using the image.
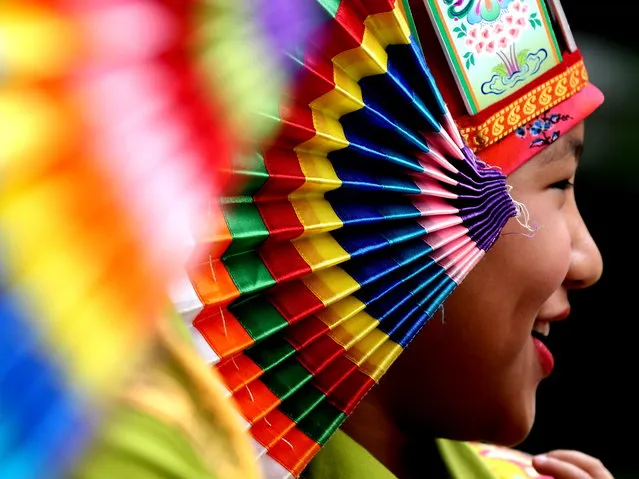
[539,136,584,166]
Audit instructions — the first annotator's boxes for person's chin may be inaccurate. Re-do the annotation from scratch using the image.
[489,393,537,446]
[441,392,537,447]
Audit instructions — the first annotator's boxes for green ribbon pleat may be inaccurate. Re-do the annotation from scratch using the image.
[245,336,297,371]
[228,151,269,196]
[401,0,423,49]
[224,250,275,295]
[222,191,278,297]
[221,201,269,256]
[230,296,289,342]
[316,0,340,17]
[261,360,313,400]
[279,384,326,424]
[297,401,347,446]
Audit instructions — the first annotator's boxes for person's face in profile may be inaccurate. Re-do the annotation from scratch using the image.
[374,121,603,446]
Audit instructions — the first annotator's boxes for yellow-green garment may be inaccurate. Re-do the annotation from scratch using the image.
[302,430,549,479]
[70,315,261,479]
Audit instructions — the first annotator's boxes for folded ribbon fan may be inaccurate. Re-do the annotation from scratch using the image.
[0,1,315,478]
[173,0,520,477]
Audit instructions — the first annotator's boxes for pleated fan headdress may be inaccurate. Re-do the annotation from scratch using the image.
[170,0,603,477]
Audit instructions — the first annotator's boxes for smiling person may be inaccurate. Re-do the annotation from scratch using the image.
[299,1,613,478]
[167,1,617,478]
[312,121,611,479]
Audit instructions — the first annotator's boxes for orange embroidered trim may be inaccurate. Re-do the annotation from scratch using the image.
[459,60,589,152]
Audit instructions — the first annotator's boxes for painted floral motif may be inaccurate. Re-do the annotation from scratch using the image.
[435,0,562,111]
[515,112,572,148]
[452,0,546,78]
[445,0,514,24]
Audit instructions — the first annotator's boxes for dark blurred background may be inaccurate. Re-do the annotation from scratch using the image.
[519,2,639,478]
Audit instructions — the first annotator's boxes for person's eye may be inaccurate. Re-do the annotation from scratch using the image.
[549,179,574,190]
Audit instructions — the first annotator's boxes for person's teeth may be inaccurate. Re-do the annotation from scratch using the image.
[533,322,550,337]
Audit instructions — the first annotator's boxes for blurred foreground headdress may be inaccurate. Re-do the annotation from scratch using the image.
[0,1,316,478]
